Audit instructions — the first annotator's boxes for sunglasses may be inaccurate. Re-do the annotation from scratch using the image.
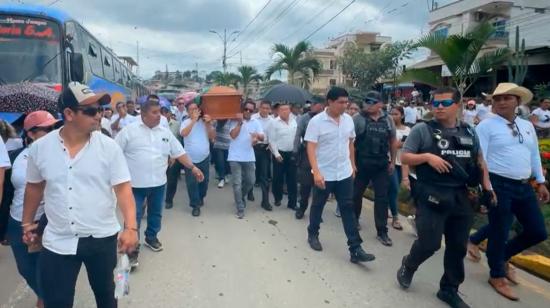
[364,99,378,105]
[432,99,455,108]
[75,105,103,117]
[507,121,524,144]
[244,108,254,113]
[29,126,55,133]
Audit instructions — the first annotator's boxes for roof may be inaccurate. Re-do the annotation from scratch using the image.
[409,56,444,69]
[0,4,72,23]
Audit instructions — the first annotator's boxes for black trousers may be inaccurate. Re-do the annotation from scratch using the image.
[39,234,118,308]
[272,151,297,208]
[297,150,313,212]
[352,164,390,235]
[404,183,473,292]
[165,160,182,204]
[252,144,271,205]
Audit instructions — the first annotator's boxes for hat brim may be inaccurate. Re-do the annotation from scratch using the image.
[81,93,111,106]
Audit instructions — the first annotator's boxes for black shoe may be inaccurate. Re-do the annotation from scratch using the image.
[308,236,323,251]
[144,237,163,252]
[199,199,204,207]
[295,209,305,220]
[165,201,173,209]
[261,203,273,211]
[376,233,393,246]
[397,256,414,289]
[247,194,255,202]
[350,247,376,263]
[287,205,297,210]
[274,200,281,207]
[192,207,201,217]
[437,289,470,308]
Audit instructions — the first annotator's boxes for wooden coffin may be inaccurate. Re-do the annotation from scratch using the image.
[200,86,242,120]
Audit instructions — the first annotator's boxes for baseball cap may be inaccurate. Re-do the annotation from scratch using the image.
[59,82,111,109]
[364,91,382,103]
[24,110,60,131]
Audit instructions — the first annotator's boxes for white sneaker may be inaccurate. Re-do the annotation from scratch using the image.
[225,176,230,183]
[334,207,341,217]
[407,215,417,237]
[217,179,225,188]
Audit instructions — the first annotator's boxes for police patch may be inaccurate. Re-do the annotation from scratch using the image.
[437,138,450,150]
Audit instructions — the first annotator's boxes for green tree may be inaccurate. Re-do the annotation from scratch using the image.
[206,71,223,83]
[265,41,321,89]
[236,65,263,98]
[401,22,509,99]
[213,72,240,88]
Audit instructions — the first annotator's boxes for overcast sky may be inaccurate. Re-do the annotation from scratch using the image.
[14,0,432,79]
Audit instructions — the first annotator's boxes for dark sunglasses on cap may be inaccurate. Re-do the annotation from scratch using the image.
[75,105,103,117]
[432,99,455,108]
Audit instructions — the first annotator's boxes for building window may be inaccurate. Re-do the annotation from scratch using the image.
[329,60,337,70]
[329,79,336,86]
[433,27,448,38]
[492,19,508,39]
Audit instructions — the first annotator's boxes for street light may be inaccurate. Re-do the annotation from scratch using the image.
[209,29,239,73]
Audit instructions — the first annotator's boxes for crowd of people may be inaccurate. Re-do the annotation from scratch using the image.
[0,81,548,308]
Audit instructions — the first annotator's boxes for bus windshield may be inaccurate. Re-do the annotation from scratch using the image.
[0,14,62,85]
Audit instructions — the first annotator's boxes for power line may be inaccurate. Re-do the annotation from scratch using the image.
[46,0,62,6]
[280,0,339,43]
[303,0,357,41]
[229,0,273,47]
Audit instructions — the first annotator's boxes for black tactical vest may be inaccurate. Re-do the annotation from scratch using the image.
[416,121,479,188]
[355,112,391,167]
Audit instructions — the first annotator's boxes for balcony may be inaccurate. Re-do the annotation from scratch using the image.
[430,0,513,24]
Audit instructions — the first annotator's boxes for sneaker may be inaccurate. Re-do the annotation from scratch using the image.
[144,237,163,252]
[407,215,417,236]
[261,203,273,211]
[192,207,201,217]
[350,247,375,263]
[165,201,173,209]
[436,289,471,308]
[308,236,323,251]
[217,179,225,188]
[397,256,415,289]
[334,207,341,217]
[274,200,282,207]
[377,233,393,247]
[237,210,245,219]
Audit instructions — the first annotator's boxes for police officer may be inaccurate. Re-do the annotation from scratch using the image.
[352,91,397,246]
[396,87,494,308]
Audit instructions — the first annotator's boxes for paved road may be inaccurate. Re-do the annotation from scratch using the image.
[1,173,550,308]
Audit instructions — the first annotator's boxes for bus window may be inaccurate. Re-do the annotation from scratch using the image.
[113,60,121,85]
[86,38,103,78]
[102,50,114,81]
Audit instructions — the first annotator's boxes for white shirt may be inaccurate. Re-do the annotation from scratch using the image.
[110,113,137,137]
[531,107,550,129]
[404,106,417,124]
[115,121,186,188]
[228,119,264,162]
[251,113,273,144]
[476,115,545,183]
[463,109,477,126]
[101,117,112,136]
[5,138,23,151]
[175,108,188,122]
[136,115,169,129]
[10,148,44,222]
[304,111,355,181]
[395,126,411,166]
[269,116,297,158]
[180,119,210,163]
[26,130,131,255]
[476,104,493,122]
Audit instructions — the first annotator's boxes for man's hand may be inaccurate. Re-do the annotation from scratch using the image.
[235,113,244,123]
[22,223,38,245]
[118,229,138,253]
[352,165,357,179]
[388,162,395,175]
[250,133,259,146]
[537,184,550,203]
[402,177,411,191]
[203,114,212,124]
[426,154,452,174]
[275,155,283,163]
[313,170,325,190]
[192,166,205,182]
[190,109,201,121]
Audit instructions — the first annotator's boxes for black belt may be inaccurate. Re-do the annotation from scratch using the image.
[489,173,530,185]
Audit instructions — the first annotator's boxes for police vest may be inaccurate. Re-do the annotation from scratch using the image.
[355,113,392,166]
[416,121,479,188]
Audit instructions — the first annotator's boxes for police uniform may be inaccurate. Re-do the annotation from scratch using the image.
[294,112,317,217]
[401,120,480,293]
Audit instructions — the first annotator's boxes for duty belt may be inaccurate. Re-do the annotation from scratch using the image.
[489,173,530,185]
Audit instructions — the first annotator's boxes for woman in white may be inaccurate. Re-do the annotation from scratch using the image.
[463,100,478,126]
[387,106,411,230]
[6,111,59,308]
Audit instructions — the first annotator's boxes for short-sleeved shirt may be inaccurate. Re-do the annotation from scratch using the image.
[395,126,411,166]
[10,148,44,222]
[404,106,417,124]
[251,113,273,144]
[304,111,355,181]
[531,107,550,129]
[0,138,10,168]
[403,121,480,155]
[115,121,186,188]
[26,129,131,255]
[227,119,264,162]
[180,119,210,163]
[110,114,137,137]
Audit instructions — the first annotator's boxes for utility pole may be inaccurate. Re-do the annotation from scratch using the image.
[209,29,239,73]
[136,40,140,77]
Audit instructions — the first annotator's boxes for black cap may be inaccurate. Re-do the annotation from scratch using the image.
[364,91,382,103]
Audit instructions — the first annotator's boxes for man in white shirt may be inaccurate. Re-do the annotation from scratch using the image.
[404,102,417,127]
[530,98,550,138]
[110,101,137,137]
[475,83,549,301]
[475,98,493,123]
[304,87,374,263]
[180,100,215,217]
[250,100,274,209]
[116,98,204,266]
[22,82,138,308]
[269,102,298,210]
[228,100,265,219]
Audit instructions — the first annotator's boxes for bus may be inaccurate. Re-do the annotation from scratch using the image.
[0,4,148,120]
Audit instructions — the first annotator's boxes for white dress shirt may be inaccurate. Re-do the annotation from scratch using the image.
[101,117,113,136]
[404,106,417,124]
[10,148,44,222]
[251,113,273,144]
[228,119,264,162]
[269,116,297,158]
[115,121,186,188]
[531,107,550,129]
[0,138,10,168]
[304,111,355,181]
[476,104,493,122]
[26,130,131,255]
[476,115,545,183]
[180,118,210,163]
[110,113,137,137]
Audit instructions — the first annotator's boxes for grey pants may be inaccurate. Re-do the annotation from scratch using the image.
[229,161,256,211]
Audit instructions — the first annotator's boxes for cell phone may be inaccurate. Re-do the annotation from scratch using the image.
[401,135,407,142]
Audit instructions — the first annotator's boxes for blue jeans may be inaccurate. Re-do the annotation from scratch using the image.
[184,156,210,208]
[213,148,231,180]
[133,185,166,240]
[486,174,548,278]
[7,216,42,298]
[229,161,256,211]
[308,176,363,252]
[388,165,403,217]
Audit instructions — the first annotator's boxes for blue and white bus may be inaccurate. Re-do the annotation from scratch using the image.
[0,4,148,119]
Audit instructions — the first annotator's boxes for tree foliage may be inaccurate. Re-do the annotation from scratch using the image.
[236,65,263,98]
[265,41,321,89]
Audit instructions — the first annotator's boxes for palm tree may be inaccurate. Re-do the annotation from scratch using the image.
[236,65,263,98]
[214,72,240,88]
[401,22,509,99]
[265,41,321,89]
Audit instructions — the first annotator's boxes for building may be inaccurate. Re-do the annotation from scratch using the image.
[299,32,392,95]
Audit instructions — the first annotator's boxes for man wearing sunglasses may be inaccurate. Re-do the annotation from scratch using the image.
[21,82,138,308]
[352,91,397,247]
[475,83,549,301]
[396,87,493,308]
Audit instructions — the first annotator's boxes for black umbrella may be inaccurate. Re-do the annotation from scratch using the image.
[262,83,313,105]
[0,83,60,114]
